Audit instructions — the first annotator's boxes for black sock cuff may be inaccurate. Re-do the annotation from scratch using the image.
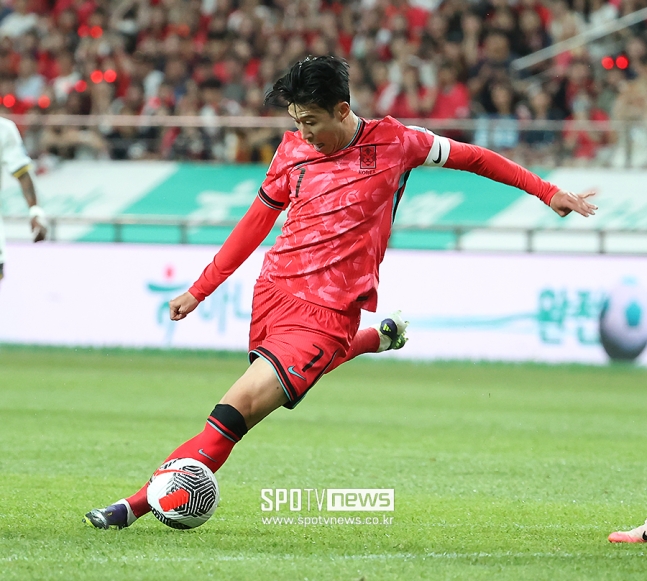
[209,404,248,441]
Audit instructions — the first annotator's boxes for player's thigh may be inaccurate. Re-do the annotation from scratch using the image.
[246,279,360,409]
[219,357,287,429]
[249,278,285,351]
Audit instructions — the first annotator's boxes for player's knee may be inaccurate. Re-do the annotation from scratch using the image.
[209,403,248,441]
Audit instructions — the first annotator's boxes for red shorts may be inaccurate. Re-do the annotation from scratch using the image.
[248,278,361,409]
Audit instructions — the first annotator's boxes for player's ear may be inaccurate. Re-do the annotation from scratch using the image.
[337,102,351,121]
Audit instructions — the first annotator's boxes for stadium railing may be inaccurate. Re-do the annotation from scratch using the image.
[5,113,646,254]
[4,215,647,255]
[6,113,645,169]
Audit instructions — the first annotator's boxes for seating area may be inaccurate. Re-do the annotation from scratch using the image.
[0,0,645,166]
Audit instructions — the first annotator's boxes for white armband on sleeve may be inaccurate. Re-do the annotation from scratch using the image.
[423,133,451,167]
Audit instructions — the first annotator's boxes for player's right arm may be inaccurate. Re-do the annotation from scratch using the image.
[170,137,291,321]
[169,198,282,320]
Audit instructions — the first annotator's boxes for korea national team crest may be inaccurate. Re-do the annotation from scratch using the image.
[360,146,376,169]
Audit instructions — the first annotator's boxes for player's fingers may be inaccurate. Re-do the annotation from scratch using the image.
[571,203,588,217]
[169,303,182,320]
[578,190,598,213]
[575,200,595,217]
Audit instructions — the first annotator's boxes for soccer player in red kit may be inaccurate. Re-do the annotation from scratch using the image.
[84,56,597,529]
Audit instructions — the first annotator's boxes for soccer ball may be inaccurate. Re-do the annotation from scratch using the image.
[147,458,219,529]
[599,279,647,362]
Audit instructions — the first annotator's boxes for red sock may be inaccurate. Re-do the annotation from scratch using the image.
[126,405,246,518]
[327,327,380,372]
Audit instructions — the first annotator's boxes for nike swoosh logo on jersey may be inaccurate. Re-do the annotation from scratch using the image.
[287,366,306,380]
[432,143,442,164]
[198,448,217,463]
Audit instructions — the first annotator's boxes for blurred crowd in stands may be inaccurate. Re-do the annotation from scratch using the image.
[1,0,647,167]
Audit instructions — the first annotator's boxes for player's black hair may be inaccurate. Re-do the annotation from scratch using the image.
[264,55,350,115]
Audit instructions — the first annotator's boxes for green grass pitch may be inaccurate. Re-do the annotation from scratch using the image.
[1,346,647,580]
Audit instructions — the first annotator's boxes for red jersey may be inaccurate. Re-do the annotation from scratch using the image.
[430,83,470,120]
[189,117,558,312]
[257,116,437,312]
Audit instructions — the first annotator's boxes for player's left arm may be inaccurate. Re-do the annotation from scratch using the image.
[423,135,597,218]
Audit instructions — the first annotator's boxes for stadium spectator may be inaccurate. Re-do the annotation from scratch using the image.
[163,56,189,102]
[51,51,80,104]
[517,8,551,58]
[624,35,647,78]
[553,59,597,118]
[485,6,522,56]
[429,62,470,121]
[549,0,585,43]
[596,65,625,115]
[0,0,38,39]
[609,54,647,167]
[131,51,164,100]
[473,82,521,155]
[460,10,482,70]
[15,55,45,102]
[371,59,399,117]
[39,84,109,160]
[389,64,433,119]
[519,88,561,166]
[112,81,145,114]
[468,30,514,115]
[562,91,611,164]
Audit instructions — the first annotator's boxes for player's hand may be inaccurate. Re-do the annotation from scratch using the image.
[169,291,199,321]
[30,217,47,242]
[549,189,597,218]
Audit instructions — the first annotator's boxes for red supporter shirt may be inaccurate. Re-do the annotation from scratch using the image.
[430,83,470,120]
[190,116,559,313]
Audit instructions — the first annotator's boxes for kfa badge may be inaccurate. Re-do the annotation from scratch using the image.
[360,145,376,169]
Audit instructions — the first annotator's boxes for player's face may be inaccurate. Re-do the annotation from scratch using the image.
[288,102,350,155]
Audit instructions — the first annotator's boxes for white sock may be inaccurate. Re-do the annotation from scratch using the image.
[115,499,138,526]
[375,329,392,352]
